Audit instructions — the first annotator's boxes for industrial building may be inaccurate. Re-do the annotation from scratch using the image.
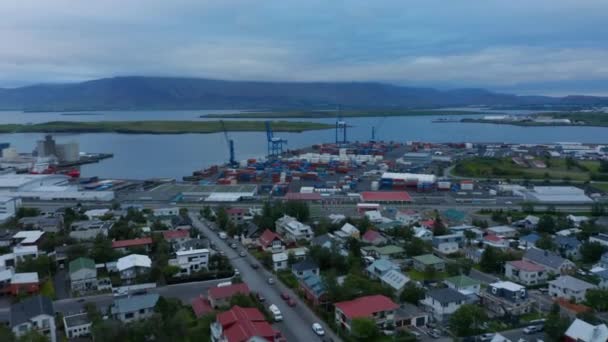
[514,186,593,204]
[0,174,114,202]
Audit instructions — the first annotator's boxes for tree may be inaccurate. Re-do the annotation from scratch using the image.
[449,304,487,337]
[463,230,477,245]
[400,283,425,304]
[91,234,118,262]
[479,246,502,273]
[16,330,47,342]
[580,241,606,263]
[201,206,212,220]
[432,216,448,236]
[537,215,556,234]
[585,289,608,311]
[405,237,430,257]
[16,207,40,219]
[423,265,437,281]
[545,303,570,341]
[521,202,535,214]
[350,318,380,341]
[591,203,606,217]
[16,255,55,277]
[216,206,229,231]
[536,234,556,251]
[0,324,15,342]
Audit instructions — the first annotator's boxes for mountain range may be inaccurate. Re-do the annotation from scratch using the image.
[1,76,607,111]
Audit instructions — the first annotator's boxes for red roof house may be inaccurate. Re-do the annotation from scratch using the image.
[334,295,398,332]
[163,229,190,241]
[483,234,509,249]
[361,230,387,245]
[111,237,153,250]
[191,295,213,318]
[208,283,250,308]
[214,306,283,342]
[258,229,284,251]
[361,191,412,203]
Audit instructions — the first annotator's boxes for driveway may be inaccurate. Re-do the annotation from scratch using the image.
[190,213,341,342]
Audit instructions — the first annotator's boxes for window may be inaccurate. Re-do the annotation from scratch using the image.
[140,309,145,314]
[125,313,134,319]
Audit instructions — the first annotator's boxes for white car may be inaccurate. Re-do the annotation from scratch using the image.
[312,323,325,336]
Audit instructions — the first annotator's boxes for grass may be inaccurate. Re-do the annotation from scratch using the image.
[277,270,299,289]
[519,312,545,322]
[407,270,448,281]
[591,182,608,192]
[202,109,482,119]
[0,120,333,134]
[453,157,603,181]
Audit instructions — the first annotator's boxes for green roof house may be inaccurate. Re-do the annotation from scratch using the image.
[443,275,481,296]
[412,254,445,272]
[69,257,97,294]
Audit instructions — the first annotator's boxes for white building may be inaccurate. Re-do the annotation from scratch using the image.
[272,252,288,271]
[549,275,597,303]
[0,196,20,223]
[590,233,608,248]
[0,174,114,202]
[63,313,91,339]
[153,207,179,217]
[275,215,313,242]
[169,248,209,277]
[10,295,56,342]
[13,230,45,246]
[116,254,152,280]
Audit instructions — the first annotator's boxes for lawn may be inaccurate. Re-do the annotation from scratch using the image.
[591,182,608,192]
[407,270,448,281]
[519,312,545,322]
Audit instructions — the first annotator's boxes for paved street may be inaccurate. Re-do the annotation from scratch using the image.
[190,213,341,342]
[500,327,546,341]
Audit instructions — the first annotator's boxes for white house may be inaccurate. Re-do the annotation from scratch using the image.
[395,210,421,226]
[272,252,288,271]
[334,223,360,240]
[10,295,56,342]
[116,254,152,281]
[590,233,608,248]
[153,207,179,217]
[548,275,597,303]
[567,215,590,227]
[275,215,313,242]
[169,248,210,277]
[486,226,518,238]
[63,313,92,339]
[505,260,548,286]
[421,288,467,322]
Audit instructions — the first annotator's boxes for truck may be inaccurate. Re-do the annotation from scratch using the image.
[269,304,283,322]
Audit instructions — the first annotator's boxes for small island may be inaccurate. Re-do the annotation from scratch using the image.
[460,111,608,127]
[0,120,333,134]
[202,109,481,119]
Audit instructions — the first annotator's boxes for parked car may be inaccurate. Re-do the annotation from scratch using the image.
[233,268,240,276]
[427,329,441,339]
[250,262,259,269]
[239,250,246,257]
[312,323,325,336]
[267,277,275,285]
[230,243,237,249]
[256,293,265,302]
[523,325,541,334]
[479,333,495,341]
[287,298,296,307]
[281,292,290,300]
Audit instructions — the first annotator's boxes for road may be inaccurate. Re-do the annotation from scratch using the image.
[499,327,545,342]
[189,213,340,342]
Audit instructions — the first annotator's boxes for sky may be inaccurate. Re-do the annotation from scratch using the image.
[1,0,608,95]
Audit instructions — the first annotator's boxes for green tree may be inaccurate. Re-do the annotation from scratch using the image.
[479,246,502,273]
[423,265,437,280]
[545,303,570,342]
[536,234,556,251]
[216,206,229,230]
[432,216,448,236]
[405,237,430,257]
[350,318,380,341]
[16,330,47,342]
[90,234,118,262]
[0,324,15,342]
[201,206,212,220]
[16,207,40,219]
[585,289,608,311]
[463,230,477,245]
[399,283,425,304]
[537,215,556,234]
[521,202,535,214]
[449,304,487,337]
[16,255,55,277]
[580,241,606,263]
[591,203,606,217]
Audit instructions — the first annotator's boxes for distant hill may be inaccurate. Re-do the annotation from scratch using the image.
[1,76,607,111]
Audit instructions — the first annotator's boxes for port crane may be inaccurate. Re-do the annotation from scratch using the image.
[219,120,237,167]
[265,121,287,158]
[335,107,348,145]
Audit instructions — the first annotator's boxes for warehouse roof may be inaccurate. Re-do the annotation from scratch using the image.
[360,191,412,202]
[284,192,322,201]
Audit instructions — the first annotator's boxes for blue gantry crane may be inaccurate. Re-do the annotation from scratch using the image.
[336,114,347,145]
[265,121,287,158]
[219,120,237,167]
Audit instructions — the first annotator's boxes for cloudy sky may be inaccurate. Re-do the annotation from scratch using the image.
[1,0,608,95]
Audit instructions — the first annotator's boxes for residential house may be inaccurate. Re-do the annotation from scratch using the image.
[0,229,13,247]
[421,288,467,322]
[116,254,152,281]
[291,259,319,280]
[567,215,589,227]
[10,295,56,342]
[554,236,582,260]
[505,260,548,286]
[413,227,433,241]
[311,233,333,249]
[380,270,410,293]
[163,229,192,250]
[18,215,63,233]
[412,254,445,272]
[395,209,421,226]
[432,233,464,255]
[169,248,210,277]
[366,259,400,280]
[334,295,399,332]
[514,215,540,229]
[300,274,328,307]
[523,248,576,274]
[362,245,405,260]
[68,257,97,293]
[364,210,385,223]
[486,226,518,238]
[10,273,40,296]
[595,269,608,289]
[483,235,509,249]
[0,196,20,223]
[275,215,313,242]
[210,306,283,342]
[272,252,288,272]
[111,293,159,323]
[361,230,387,246]
[111,237,153,253]
[464,248,484,263]
[69,220,112,240]
[564,318,608,342]
[444,275,481,299]
[595,252,608,269]
[480,281,534,317]
[191,295,213,318]
[549,275,597,303]
[239,222,261,247]
[258,229,284,253]
[442,209,466,225]
[226,207,248,224]
[13,230,45,246]
[394,303,429,329]
[208,283,250,309]
[12,245,39,264]
[334,223,360,240]
[63,313,92,339]
[170,215,192,230]
[590,233,608,248]
[84,209,110,220]
[556,228,581,237]
[519,233,540,249]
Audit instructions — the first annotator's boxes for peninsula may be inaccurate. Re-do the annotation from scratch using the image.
[202,109,480,119]
[460,112,608,127]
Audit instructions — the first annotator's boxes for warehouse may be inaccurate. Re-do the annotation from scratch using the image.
[360,191,412,203]
[380,172,437,189]
[515,186,593,204]
[0,174,70,192]
[0,174,114,202]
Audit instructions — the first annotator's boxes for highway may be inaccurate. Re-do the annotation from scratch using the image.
[189,212,340,342]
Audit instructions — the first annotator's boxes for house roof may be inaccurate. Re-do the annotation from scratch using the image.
[11,272,39,284]
[490,281,525,292]
[63,313,91,329]
[334,295,398,319]
[163,229,190,240]
[116,254,152,271]
[258,229,282,248]
[380,270,409,290]
[360,191,412,202]
[444,275,481,288]
[362,230,383,243]
[10,295,54,327]
[549,275,596,292]
[413,254,444,265]
[292,259,318,272]
[524,248,571,270]
[69,257,95,274]
[111,237,153,249]
[554,236,581,249]
[366,259,399,274]
[12,230,44,244]
[111,293,159,315]
[311,234,333,247]
[426,288,468,305]
[376,245,405,255]
[565,318,608,342]
[301,274,326,297]
[208,283,250,300]
[556,298,592,315]
[191,295,213,318]
[217,306,277,342]
[272,252,288,263]
[508,260,545,272]
[340,223,359,235]
[520,233,540,243]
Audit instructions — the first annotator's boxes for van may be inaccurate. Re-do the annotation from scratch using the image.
[219,232,227,239]
[217,281,232,288]
[269,304,283,322]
